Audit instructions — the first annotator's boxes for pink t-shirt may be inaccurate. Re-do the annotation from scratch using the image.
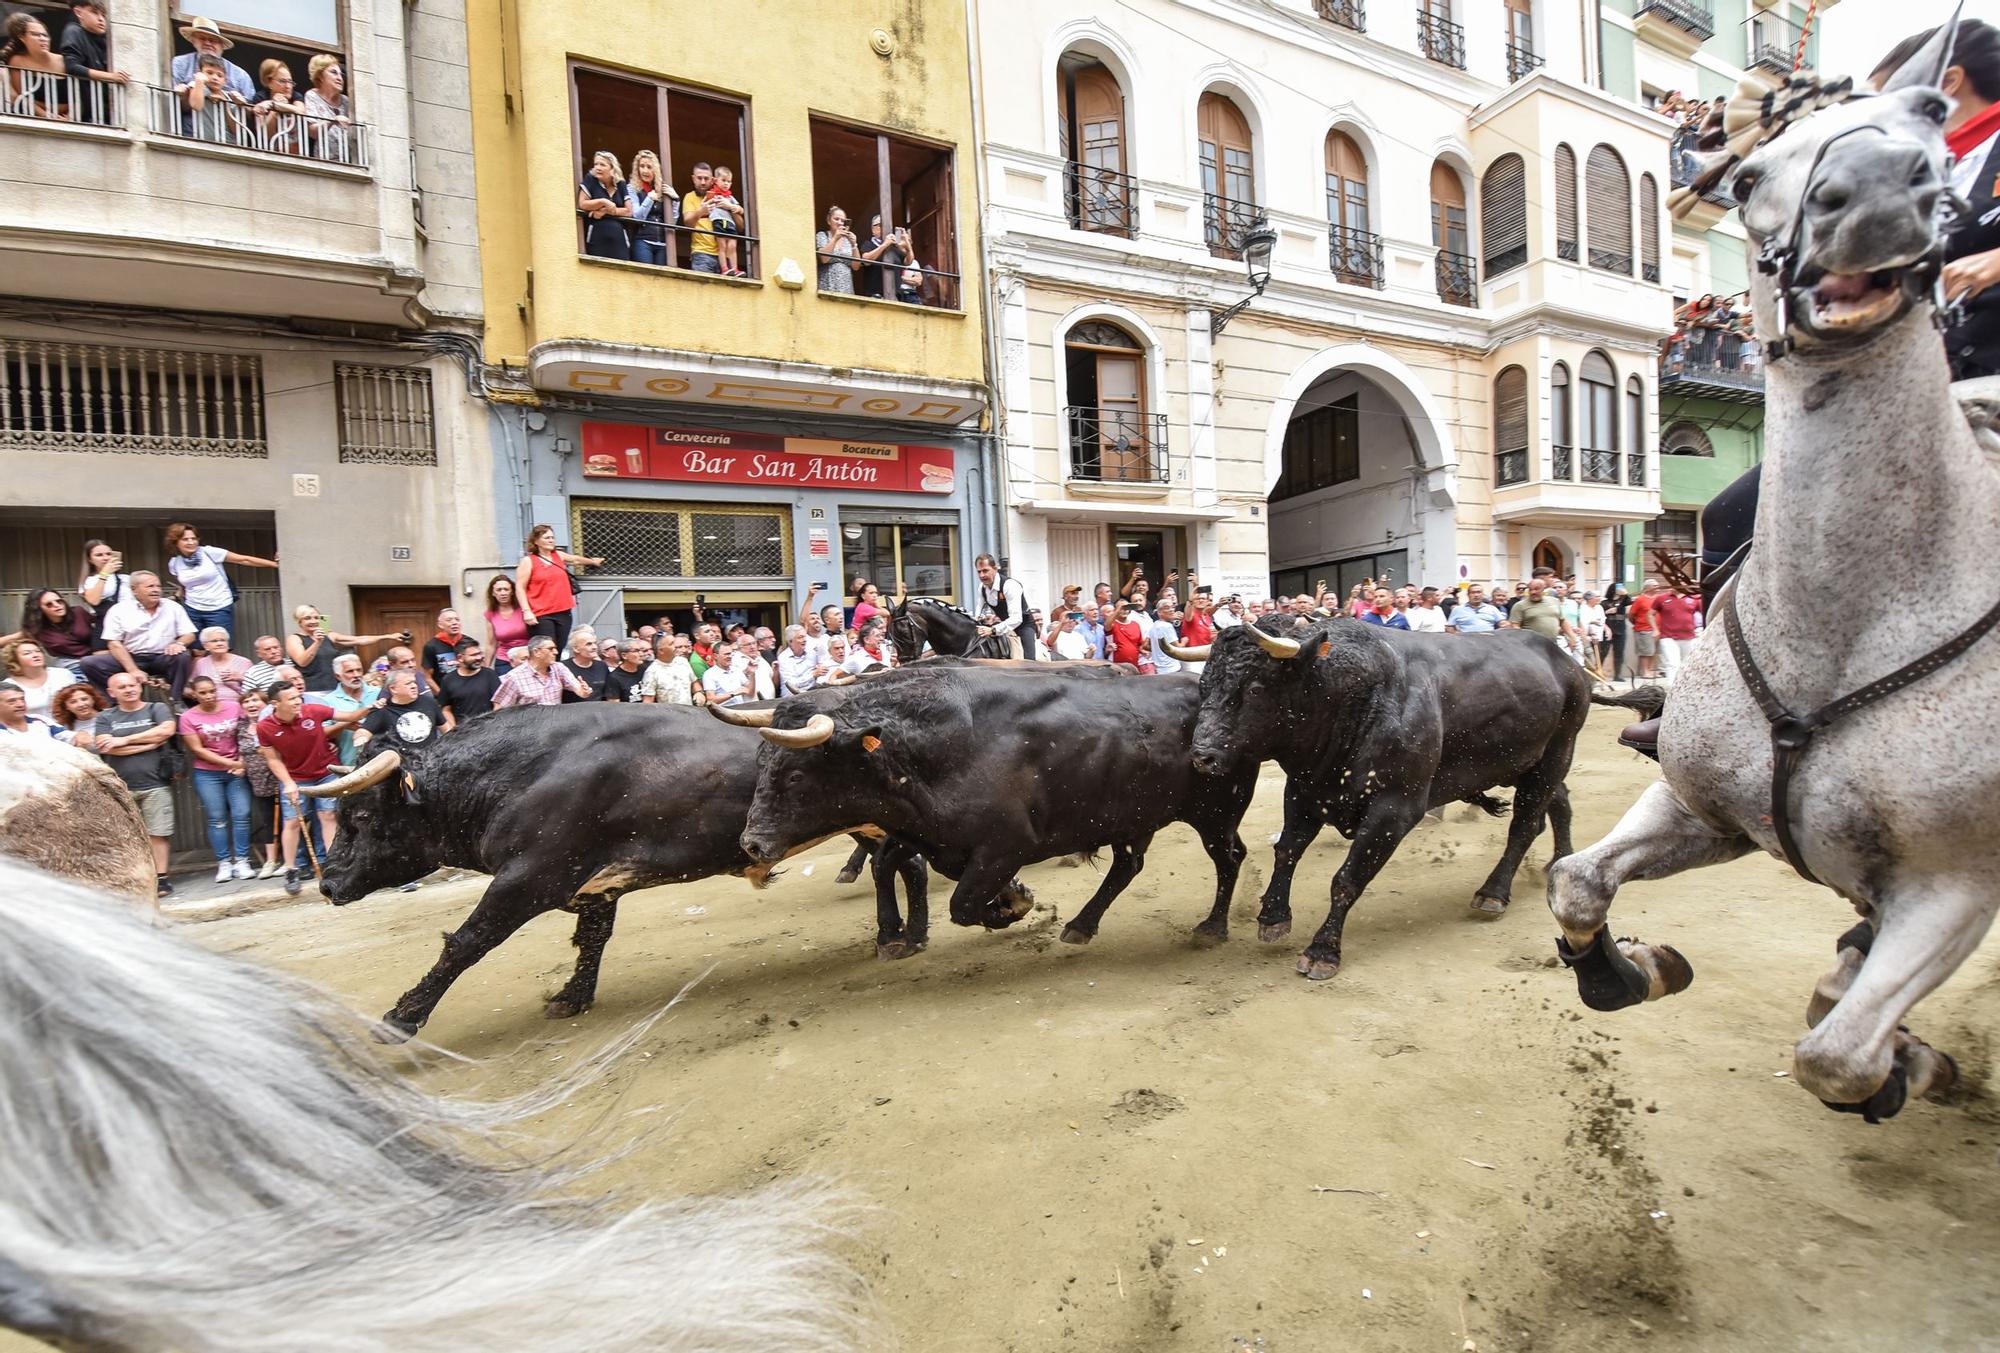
[179,700,245,771]
[193,653,252,702]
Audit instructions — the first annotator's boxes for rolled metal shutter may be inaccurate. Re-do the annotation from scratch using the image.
[1481,154,1527,275]
[1553,144,1578,260]
[1638,172,1660,282]
[1584,144,1631,274]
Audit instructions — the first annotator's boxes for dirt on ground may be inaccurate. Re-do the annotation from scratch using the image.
[61,707,2000,1352]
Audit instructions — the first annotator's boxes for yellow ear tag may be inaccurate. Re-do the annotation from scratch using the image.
[861,735,883,754]
[1317,640,1333,658]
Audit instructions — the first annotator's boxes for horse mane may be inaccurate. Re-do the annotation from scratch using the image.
[901,597,978,622]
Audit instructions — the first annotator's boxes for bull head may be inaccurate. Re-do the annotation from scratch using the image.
[1249,626,1303,659]
[759,713,837,748]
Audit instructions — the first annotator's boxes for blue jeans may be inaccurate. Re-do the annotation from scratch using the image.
[187,603,235,644]
[688,252,721,274]
[281,772,342,820]
[634,238,666,265]
[193,770,253,862]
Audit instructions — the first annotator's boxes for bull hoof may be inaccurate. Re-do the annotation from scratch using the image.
[875,937,927,960]
[1296,953,1341,981]
[1557,928,1653,1012]
[1059,926,1094,946]
[372,1013,421,1044]
[835,867,862,886]
[544,995,592,1020]
[1257,920,1292,943]
[1190,918,1229,943]
[1470,893,1509,916]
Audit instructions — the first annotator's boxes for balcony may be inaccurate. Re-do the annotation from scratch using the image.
[1418,12,1468,69]
[1330,226,1385,289]
[1660,350,1764,405]
[1588,245,1633,275]
[1204,192,1265,260]
[1435,249,1477,307]
[145,86,371,169]
[1313,0,1366,33]
[2,70,124,127]
[1634,0,1715,56]
[1066,407,1169,484]
[1751,17,1803,74]
[1506,43,1545,83]
[1496,448,1528,486]
[1492,440,1659,523]
[1065,162,1138,238]
[1668,125,1734,230]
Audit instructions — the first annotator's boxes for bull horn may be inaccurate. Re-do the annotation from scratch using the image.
[312,749,402,797]
[1163,641,1211,662]
[758,713,837,749]
[708,702,776,727]
[1249,627,1303,659]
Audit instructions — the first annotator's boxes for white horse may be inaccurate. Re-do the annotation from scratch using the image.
[0,857,873,1352]
[1548,15,2000,1122]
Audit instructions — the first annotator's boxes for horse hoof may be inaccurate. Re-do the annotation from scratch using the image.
[1470,893,1509,916]
[835,867,862,886]
[1257,921,1292,943]
[372,1014,421,1044]
[1652,943,1696,998]
[543,997,590,1020]
[1556,929,1651,1012]
[1823,1063,1909,1124]
[1296,953,1341,981]
[1059,926,1094,946]
[1190,920,1229,943]
[876,938,926,960]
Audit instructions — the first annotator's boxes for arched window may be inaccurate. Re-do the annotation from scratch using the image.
[1431,162,1474,305]
[1550,361,1572,479]
[1060,58,1133,236]
[1638,172,1660,282]
[1494,365,1529,486]
[1481,153,1527,276]
[1064,321,1157,483]
[1326,130,1377,286]
[1580,351,1618,482]
[1198,92,1256,257]
[1661,421,1714,457]
[1553,143,1579,261]
[1585,144,1632,274]
[1625,376,1647,486]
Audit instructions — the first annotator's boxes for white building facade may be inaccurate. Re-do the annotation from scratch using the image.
[973,0,1671,606]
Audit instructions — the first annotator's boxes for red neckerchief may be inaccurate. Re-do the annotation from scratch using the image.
[434,630,457,647]
[861,641,884,661]
[1947,102,2000,162]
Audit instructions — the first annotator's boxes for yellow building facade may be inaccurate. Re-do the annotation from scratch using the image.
[465,0,997,630]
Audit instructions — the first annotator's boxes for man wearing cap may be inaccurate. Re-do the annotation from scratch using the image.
[170,16,255,102]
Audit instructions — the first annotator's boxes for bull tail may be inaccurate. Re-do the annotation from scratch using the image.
[1460,792,1511,818]
[1590,684,1668,719]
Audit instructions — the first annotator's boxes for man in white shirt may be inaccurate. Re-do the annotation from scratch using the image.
[700,644,758,706]
[639,632,698,706]
[776,624,830,696]
[1212,595,1246,629]
[973,552,1033,659]
[84,570,196,698]
[733,633,776,700]
[1405,586,1447,634]
[241,634,288,694]
[1050,611,1092,661]
[1145,597,1184,675]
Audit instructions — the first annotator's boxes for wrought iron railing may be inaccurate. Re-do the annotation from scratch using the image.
[1635,0,1715,40]
[1495,449,1529,487]
[1750,19,1801,75]
[1,70,124,126]
[1552,443,1574,480]
[1660,347,1764,391]
[1313,0,1366,32]
[1643,261,1662,282]
[1204,191,1264,260]
[1487,240,1528,276]
[1329,226,1385,289]
[1557,238,1580,262]
[1582,448,1620,484]
[1067,407,1169,484]
[1065,161,1137,237]
[146,85,370,168]
[1628,452,1646,487]
[1418,12,1468,68]
[1589,246,1633,275]
[1506,42,1544,82]
[1435,249,1477,307]
[0,338,267,457]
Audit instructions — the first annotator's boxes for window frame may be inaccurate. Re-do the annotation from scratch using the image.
[1272,394,1361,502]
[839,517,960,603]
[169,0,348,57]
[1549,361,1572,448]
[806,112,961,309]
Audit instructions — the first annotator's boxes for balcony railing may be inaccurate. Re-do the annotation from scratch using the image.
[1582,448,1620,484]
[1418,12,1468,68]
[146,86,371,169]
[1065,161,1137,238]
[1589,246,1633,275]
[1635,0,1715,40]
[1435,249,1477,307]
[1506,43,1544,82]
[1,70,125,126]
[1660,347,1764,402]
[1330,226,1385,289]
[1628,452,1646,487]
[1552,443,1573,480]
[1067,407,1169,484]
[1751,18,1803,74]
[1557,237,1580,262]
[1204,192,1264,260]
[0,338,268,458]
[1496,448,1529,487]
[1313,0,1366,33]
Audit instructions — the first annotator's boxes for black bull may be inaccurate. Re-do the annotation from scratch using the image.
[1184,617,1591,979]
[740,665,1259,943]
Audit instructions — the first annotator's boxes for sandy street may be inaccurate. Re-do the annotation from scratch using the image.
[18,706,1996,1353]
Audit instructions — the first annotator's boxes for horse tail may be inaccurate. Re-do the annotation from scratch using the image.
[0,858,874,1353]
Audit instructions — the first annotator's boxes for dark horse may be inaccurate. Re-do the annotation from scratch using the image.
[887,595,1015,661]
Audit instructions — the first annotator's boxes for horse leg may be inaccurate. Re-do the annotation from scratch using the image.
[1792,884,1995,1118]
[1806,916,1876,1029]
[1192,831,1248,941]
[1058,841,1148,945]
[1258,780,1325,943]
[1546,780,1752,1012]
[380,865,564,1040]
[545,895,620,1019]
[1297,795,1427,980]
[837,834,874,886]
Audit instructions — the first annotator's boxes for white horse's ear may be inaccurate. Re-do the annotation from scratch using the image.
[1881,0,1962,93]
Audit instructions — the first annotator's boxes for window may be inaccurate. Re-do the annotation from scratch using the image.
[1494,366,1529,486]
[571,63,755,276]
[809,117,960,308]
[1661,421,1714,456]
[1326,131,1377,286]
[1198,92,1257,257]
[1060,58,1133,237]
[1417,0,1466,67]
[1626,376,1647,486]
[1273,395,1360,501]
[1580,351,1618,482]
[1481,154,1527,276]
[1505,0,1541,78]
[1550,361,1572,479]
[1638,173,1661,282]
[1065,322,1162,483]
[573,501,790,579]
[0,338,266,458]
[336,365,436,466]
[842,520,959,600]
[1645,509,1698,561]
[1431,162,1474,305]
[164,1,361,164]
[1585,144,1633,274]
[1553,144,1579,261]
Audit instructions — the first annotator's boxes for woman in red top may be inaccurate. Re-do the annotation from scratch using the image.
[514,524,605,655]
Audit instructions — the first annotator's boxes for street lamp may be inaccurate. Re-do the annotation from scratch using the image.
[1209,219,1278,338]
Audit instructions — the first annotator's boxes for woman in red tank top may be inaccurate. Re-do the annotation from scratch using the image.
[514,524,605,655]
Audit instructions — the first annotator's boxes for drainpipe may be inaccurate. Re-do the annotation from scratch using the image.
[963,0,1011,572]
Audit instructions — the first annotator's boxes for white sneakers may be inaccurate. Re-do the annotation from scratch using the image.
[257,859,282,878]
[232,858,255,881]
[215,862,234,883]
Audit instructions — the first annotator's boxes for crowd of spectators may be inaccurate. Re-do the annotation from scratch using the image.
[815,207,941,306]
[581,152,751,276]
[1657,89,1723,184]
[1662,292,1760,376]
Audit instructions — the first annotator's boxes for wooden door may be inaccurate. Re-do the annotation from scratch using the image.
[1095,353,1145,480]
[1198,94,1253,203]
[1430,162,1467,254]
[351,585,450,666]
[1075,65,1124,175]
[1506,0,1533,48]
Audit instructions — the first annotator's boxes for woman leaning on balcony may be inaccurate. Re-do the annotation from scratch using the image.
[255,58,309,155]
[578,150,634,261]
[628,150,669,265]
[304,53,353,164]
[2,13,79,120]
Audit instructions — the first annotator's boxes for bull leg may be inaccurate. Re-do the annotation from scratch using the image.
[945,858,1029,930]
[1192,832,1248,941]
[1296,796,1427,980]
[545,898,620,1020]
[1793,886,1993,1118]
[872,840,930,960]
[1058,841,1149,945]
[1470,773,1565,916]
[837,834,875,887]
[379,867,562,1041]
[1546,780,1750,1012]
[1546,781,1575,860]
[1258,780,1326,943]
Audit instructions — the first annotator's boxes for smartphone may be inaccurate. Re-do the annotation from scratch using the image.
[1196,585,1213,596]
[695,593,706,607]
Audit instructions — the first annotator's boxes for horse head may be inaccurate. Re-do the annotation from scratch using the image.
[1724,8,1961,357]
[887,593,924,659]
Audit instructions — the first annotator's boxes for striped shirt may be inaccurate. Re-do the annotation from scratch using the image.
[493,662,588,708]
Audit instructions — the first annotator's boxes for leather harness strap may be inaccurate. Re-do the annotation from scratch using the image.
[1720,559,2000,886]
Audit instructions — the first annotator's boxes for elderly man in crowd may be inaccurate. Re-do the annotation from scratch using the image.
[421,609,467,683]
[312,653,380,767]
[1447,584,1504,634]
[82,571,196,698]
[604,637,650,704]
[241,634,288,693]
[357,668,443,750]
[776,624,830,696]
[640,632,698,706]
[735,632,776,700]
[382,645,434,695]
[93,671,179,895]
[493,636,591,707]
[170,15,254,100]
[560,631,610,702]
[699,642,757,706]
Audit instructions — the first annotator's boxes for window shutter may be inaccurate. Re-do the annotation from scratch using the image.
[1481,155,1527,275]
[1553,144,1578,260]
[1638,172,1660,282]
[1585,145,1632,274]
[1495,367,1528,453]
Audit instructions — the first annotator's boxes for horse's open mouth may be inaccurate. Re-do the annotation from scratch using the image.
[1799,266,1914,337]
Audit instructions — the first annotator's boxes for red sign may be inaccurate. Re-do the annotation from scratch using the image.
[579,422,955,494]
